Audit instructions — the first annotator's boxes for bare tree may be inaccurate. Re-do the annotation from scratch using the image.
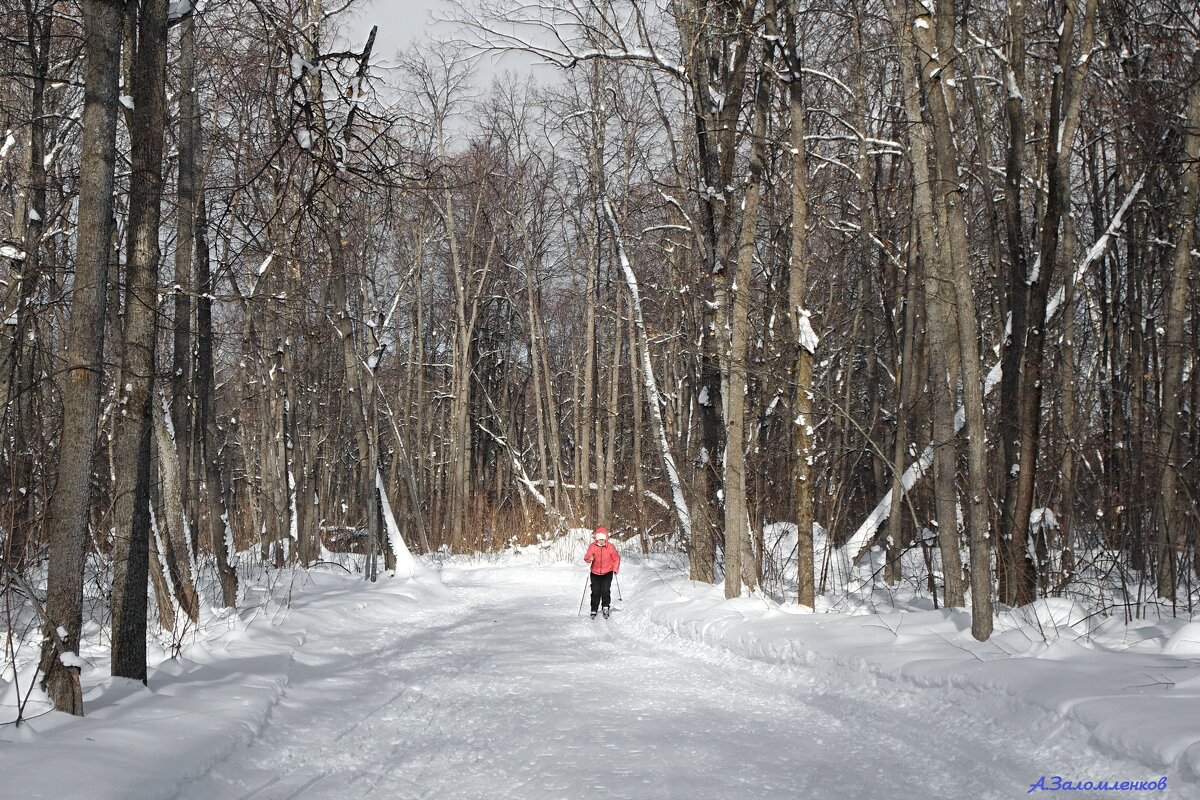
[1154,54,1200,602]
[111,0,171,680]
[37,0,126,714]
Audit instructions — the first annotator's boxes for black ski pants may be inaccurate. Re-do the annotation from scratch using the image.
[589,571,614,613]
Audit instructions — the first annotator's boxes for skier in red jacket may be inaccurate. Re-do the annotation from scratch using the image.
[584,527,621,619]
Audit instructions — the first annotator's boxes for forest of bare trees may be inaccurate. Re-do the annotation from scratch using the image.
[1,0,1197,713]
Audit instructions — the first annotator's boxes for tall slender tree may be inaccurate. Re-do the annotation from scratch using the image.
[37,0,126,714]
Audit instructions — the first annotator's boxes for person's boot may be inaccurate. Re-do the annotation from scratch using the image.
[602,607,610,619]
[590,611,597,619]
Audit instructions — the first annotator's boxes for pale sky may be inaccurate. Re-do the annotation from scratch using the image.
[347,0,447,64]
[346,0,547,81]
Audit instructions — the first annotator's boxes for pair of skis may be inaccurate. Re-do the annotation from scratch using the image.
[578,572,622,617]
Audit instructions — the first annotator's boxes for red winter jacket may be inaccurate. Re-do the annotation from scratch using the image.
[584,541,621,575]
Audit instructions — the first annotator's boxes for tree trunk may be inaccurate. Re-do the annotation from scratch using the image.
[911,0,995,638]
[886,259,920,586]
[769,0,816,607]
[886,0,964,608]
[997,0,1031,605]
[154,394,201,622]
[4,1,53,573]
[442,187,476,549]
[1055,211,1080,593]
[523,243,553,521]
[539,308,568,519]
[1154,57,1200,602]
[602,198,692,548]
[1012,0,1097,607]
[171,0,197,546]
[628,296,648,554]
[195,191,238,607]
[111,0,170,681]
[672,0,753,585]
[723,49,772,598]
[148,502,177,631]
[37,0,125,715]
[581,224,598,523]
[600,293,622,525]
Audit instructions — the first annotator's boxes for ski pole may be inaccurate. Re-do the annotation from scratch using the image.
[578,573,590,616]
[615,573,623,601]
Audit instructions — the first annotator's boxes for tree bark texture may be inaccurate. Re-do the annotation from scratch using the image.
[37,0,126,715]
[111,0,170,681]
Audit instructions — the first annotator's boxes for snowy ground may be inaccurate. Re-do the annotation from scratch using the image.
[3,549,1195,799]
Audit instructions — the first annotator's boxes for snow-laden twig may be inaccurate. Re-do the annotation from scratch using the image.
[477,422,554,513]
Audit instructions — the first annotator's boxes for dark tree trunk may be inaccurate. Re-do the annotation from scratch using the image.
[111,0,170,682]
[171,0,197,552]
[997,0,1032,606]
[38,0,126,714]
[195,190,238,606]
[1154,57,1200,602]
[5,0,52,573]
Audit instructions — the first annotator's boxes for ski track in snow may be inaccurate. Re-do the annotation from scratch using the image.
[158,563,1172,800]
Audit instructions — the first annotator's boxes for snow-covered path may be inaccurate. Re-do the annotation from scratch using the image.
[165,563,1144,800]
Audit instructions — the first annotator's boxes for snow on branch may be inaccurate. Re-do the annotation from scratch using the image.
[452,0,686,82]
[477,422,553,512]
[0,129,16,161]
[800,67,855,97]
[797,309,819,355]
